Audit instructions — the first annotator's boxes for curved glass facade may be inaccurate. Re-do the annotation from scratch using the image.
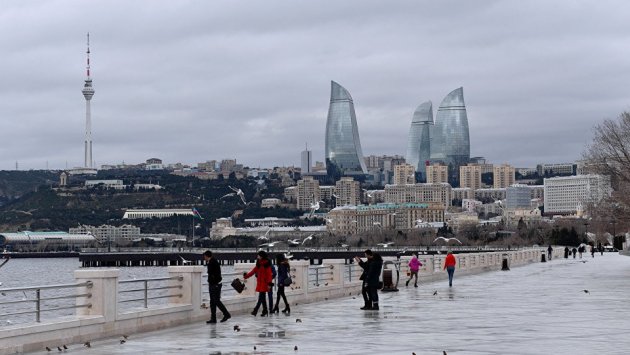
[430,87,470,185]
[325,81,368,178]
[405,101,433,179]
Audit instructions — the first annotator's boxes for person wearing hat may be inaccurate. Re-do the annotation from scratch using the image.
[243,250,273,316]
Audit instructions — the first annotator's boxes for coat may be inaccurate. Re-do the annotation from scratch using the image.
[244,258,273,293]
[365,254,383,287]
[277,262,290,285]
[408,256,421,272]
[206,257,222,285]
[444,254,456,269]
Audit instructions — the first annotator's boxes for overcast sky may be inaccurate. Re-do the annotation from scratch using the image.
[1,0,629,171]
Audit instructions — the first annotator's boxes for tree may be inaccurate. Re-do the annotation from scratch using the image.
[583,111,630,220]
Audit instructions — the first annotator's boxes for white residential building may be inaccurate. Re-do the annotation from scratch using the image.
[544,174,612,214]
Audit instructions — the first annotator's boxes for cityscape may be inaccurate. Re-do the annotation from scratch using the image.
[1,2,630,354]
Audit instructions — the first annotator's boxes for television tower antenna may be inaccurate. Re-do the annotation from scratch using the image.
[82,32,95,169]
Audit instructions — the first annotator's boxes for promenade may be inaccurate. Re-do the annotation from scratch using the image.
[38,253,630,355]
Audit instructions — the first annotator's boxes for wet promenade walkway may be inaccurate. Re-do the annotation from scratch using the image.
[36,253,630,355]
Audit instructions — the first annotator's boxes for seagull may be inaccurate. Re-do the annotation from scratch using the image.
[285,252,294,260]
[83,342,91,348]
[228,186,247,204]
[332,193,340,199]
[373,221,382,228]
[46,347,51,352]
[302,234,315,244]
[583,289,590,294]
[325,218,333,224]
[219,192,236,200]
[259,241,280,248]
[179,256,192,265]
[257,227,272,241]
[362,189,374,198]
[288,239,301,246]
[433,237,462,244]
[377,242,394,248]
[339,243,349,248]
[308,201,324,218]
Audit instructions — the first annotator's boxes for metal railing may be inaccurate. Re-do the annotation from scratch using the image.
[344,263,363,282]
[118,276,183,309]
[0,281,92,323]
[308,265,334,287]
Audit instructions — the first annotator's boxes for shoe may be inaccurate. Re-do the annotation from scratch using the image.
[251,310,257,316]
[282,306,290,314]
[260,310,268,317]
[206,319,217,324]
[220,315,231,323]
[272,307,279,314]
[414,284,418,288]
[360,305,372,310]
[371,303,379,310]
[405,280,409,287]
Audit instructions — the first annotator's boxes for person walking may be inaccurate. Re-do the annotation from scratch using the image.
[578,246,584,258]
[590,245,595,258]
[243,250,273,317]
[405,253,422,287]
[444,251,456,287]
[203,250,231,324]
[268,260,277,313]
[564,246,569,259]
[547,245,553,260]
[272,254,291,314]
[572,247,577,259]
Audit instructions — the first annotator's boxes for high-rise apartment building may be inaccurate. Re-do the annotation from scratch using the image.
[405,101,433,179]
[335,177,360,206]
[393,164,416,185]
[296,176,320,210]
[325,81,367,178]
[494,164,515,188]
[426,164,448,184]
[301,145,312,174]
[506,184,532,209]
[219,159,237,172]
[384,183,451,208]
[430,87,471,186]
[544,174,612,214]
[459,164,482,190]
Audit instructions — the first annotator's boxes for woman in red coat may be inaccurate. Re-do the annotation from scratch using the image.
[243,250,273,316]
[443,251,456,287]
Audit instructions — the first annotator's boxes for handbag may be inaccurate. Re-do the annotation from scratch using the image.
[231,278,245,293]
[283,277,292,287]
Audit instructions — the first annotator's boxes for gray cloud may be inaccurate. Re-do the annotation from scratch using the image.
[1,0,629,170]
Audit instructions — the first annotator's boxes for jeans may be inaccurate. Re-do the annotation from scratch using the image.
[361,281,370,306]
[253,292,268,314]
[208,284,230,320]
[446,266,455,287]
[275,285,289,309]
[367,285,379,305]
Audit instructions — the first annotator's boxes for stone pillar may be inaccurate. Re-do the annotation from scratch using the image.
[74,269,119,322]
[167,266,204,312]
[290,260,310,292]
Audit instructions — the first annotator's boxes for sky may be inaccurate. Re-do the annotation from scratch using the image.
[1,0,629,171]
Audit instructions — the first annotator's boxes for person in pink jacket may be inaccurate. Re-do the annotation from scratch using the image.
[405,253,422,287]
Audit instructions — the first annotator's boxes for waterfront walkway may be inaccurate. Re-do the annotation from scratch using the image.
[35,253,630,355]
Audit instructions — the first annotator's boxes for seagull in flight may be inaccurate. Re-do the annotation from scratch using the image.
[228,186,247,204]
[257,227,272,241]
[372,221,382,228]
[259,241,280,248]
[433,237,462,244]
[302,234,316,244]
[179,256,192,265]
[308,201,324,218]
[362,189,374,198]
[377,242,394,248]
[288,239,301,246]
[220,192,236,200]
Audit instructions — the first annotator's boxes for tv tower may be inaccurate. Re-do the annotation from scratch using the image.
[82,33,95,168]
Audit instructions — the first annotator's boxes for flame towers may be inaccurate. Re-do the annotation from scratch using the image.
[430,87,470,185]
[405,101,433,180]
[325,81,367,179]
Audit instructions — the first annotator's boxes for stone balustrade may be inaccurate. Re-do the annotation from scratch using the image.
[0,248,554,354]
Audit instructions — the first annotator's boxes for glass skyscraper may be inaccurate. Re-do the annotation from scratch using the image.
[325,81,368,179]
[430,87,470,185]
[405,101,433,180]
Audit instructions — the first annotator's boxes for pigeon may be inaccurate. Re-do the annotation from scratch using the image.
[444,352,448,355]
[294,345,298,351]
[583,289,590,294]
[433,290,438,296]
[83,342,91,348]
[63,345,68,350]
[57,347,62,352]
[296,319,302,323]
[200,303,209,309]
[233,325,241,332]
[120,339,126,344]
[254,346,257,350]
[46,347,51,352]
[122,335,129,340]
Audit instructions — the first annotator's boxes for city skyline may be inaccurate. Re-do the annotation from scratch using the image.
[1,1,629,170]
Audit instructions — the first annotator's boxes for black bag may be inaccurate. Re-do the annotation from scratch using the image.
[283,277,292,287]
[231,278,245,293]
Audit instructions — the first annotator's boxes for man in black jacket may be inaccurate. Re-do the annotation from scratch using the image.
[355,249,383,310]
[204,250,231,323]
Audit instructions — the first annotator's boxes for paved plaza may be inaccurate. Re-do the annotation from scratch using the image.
[35,253,630,354]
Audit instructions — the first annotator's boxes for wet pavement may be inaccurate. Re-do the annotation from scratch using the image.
[33,253,630,355]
